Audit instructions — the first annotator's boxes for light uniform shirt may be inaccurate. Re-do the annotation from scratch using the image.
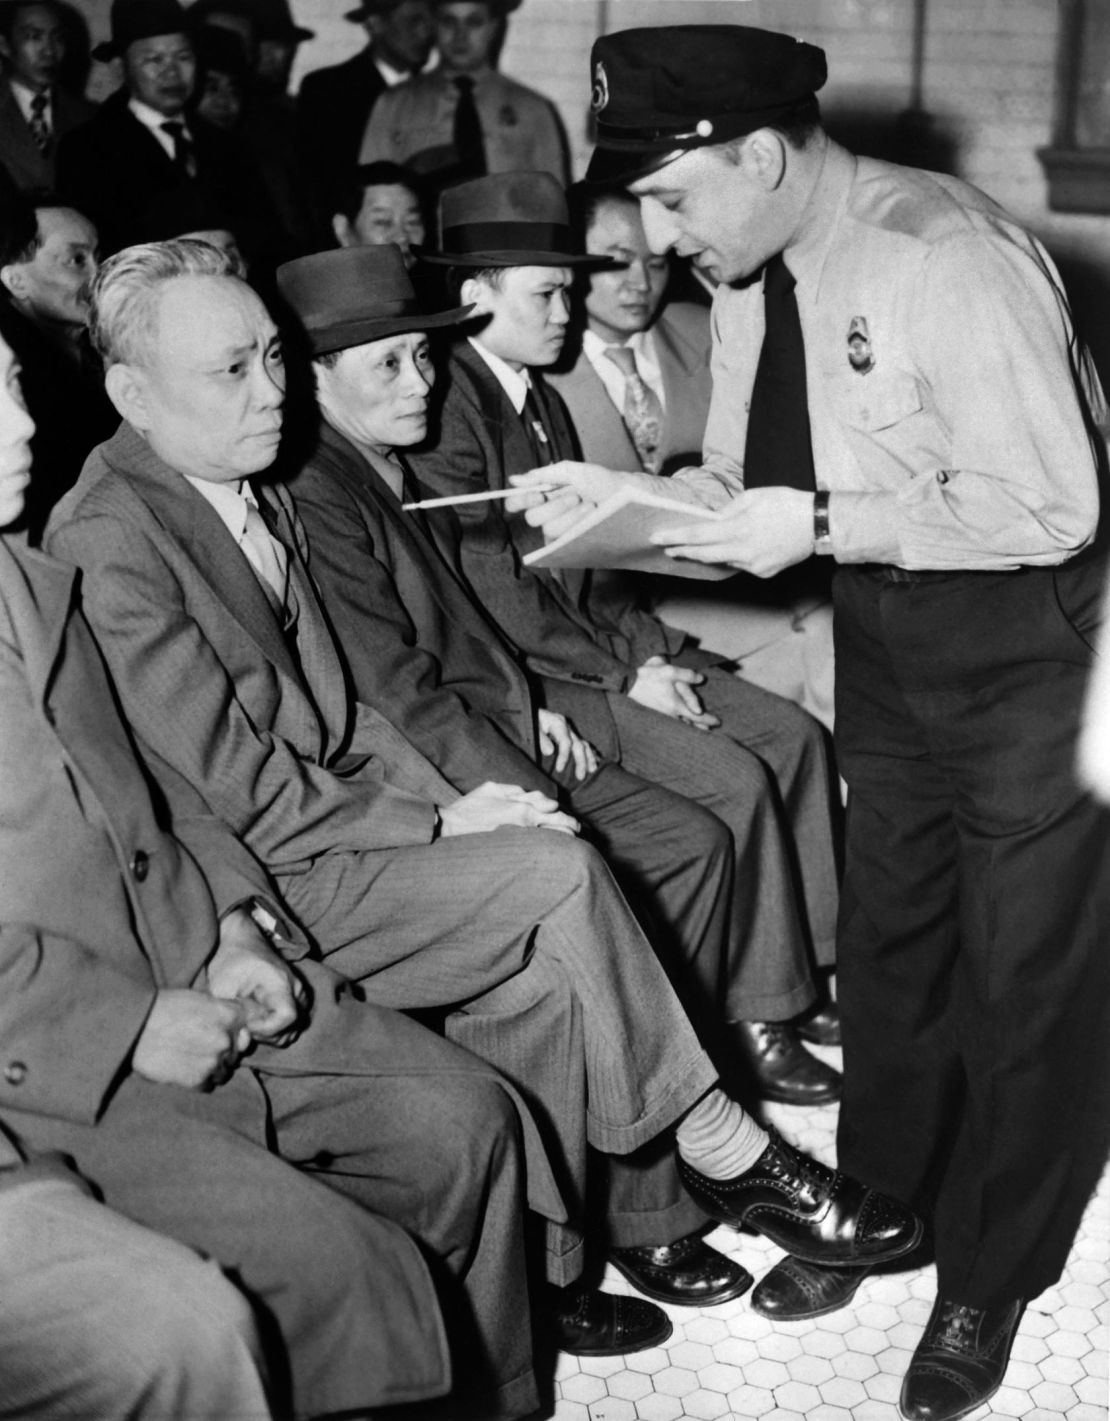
[128,96,192,161]
[675,140,1106,571]
[359,67,566,184]
[582,327,666,414]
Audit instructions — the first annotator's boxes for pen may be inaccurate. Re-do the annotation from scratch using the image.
[403,484,558,511]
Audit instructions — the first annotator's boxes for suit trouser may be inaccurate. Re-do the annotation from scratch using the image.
[16,990,532,1420]
[0,1166,270,1420]
[608,666,840,1021]
[833,558,1110,1308]
[281,829,720,1280]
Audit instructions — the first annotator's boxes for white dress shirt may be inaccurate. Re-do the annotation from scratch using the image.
[582,327,666,415]
[128,97,192,161]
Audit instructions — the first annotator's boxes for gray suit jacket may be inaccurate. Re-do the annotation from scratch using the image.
[46,423,456,884]
[0,81,94,191]
[547,303,713,477]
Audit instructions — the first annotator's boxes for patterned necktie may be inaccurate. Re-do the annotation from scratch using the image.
[603,344,664,474]
[160,120,195,178]
[27,91,50,152]
[452,75,486,180]
[742,252,816,491]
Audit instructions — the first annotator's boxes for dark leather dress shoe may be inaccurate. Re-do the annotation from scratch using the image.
[550,1287,672,1357]
[733,1020,842,1104]
[796,1001,842,1047]
[677,1129,924,1266]
[900,1295,1025,1421]
[751,1254,871,1320]
[610,1232,753,1307]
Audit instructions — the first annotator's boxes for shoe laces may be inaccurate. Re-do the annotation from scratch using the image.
[934,1301,983,1353]
[766,1130,833,1205]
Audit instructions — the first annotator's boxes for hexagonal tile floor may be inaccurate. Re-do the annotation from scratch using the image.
[548,1045,1109,1420]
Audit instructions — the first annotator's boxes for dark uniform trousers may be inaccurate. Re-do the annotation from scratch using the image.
[833,552,1110,1308]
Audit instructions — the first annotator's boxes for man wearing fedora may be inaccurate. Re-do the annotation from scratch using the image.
[409,170,846,1111]
[359,0,566,193]
[298,0,436,216]
[55,0,269,256]
[46,236,925,1379]
[515,22,1110,1421]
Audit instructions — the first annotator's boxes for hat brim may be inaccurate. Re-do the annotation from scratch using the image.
[91,39,123,60]
[584,143,686,188]
[419,248,616,269]
[307,302,473,357]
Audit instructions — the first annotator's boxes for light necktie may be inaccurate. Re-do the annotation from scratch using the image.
[603,344,664,474]
[452,75,486,180]
[160,120,195,178]
[742,252,816,491]
[27,91,50,152]
[241,499,288,605]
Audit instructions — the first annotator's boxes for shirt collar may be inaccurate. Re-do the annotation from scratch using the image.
[184,474,249,542]
[582,326,660,378]
[9,78,50,124]
[128,95,191,136]
[469,336,532,414]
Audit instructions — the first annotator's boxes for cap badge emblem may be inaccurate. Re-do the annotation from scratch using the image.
[591,59,609,114]
[846,315,875,375]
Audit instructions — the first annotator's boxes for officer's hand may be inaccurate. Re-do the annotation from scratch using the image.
[537,709,598,780]
[132,990,252,1090]
[438,782,580,837]
[507,461,644,538]
[651,486,815,577]
[628,656,720,731]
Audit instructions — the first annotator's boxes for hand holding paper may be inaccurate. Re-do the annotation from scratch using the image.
[651,485,816,578]
[508,459,646,538]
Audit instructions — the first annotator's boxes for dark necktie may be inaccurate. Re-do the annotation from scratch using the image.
[27,91,50,152]
[521,386,553,467]
[603,344,664,473]
[742,252,816,491]
[452,75,486,180]
[161,120,195,178]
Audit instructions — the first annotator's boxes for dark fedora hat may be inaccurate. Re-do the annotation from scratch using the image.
[421,171,616,268]
[585,25,827,186]
[277,244,472,357]
[345,0,519,19]
[92,0,192,61]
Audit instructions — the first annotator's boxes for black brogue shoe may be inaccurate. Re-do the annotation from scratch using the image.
[751,1254,872,1320]
[610,1232,753,1307]
[550,1287,672,1357]
[900,1295,1025,1421]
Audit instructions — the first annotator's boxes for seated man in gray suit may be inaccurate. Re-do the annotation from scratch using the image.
[47,238,923,1359]
[548,184,836,731]
[409,171,842,1106]
[0,324,532,1421]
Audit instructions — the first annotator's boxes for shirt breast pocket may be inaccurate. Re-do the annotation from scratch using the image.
[840,376,923,433]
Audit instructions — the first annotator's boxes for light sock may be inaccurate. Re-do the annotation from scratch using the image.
[676,1088,769,1180]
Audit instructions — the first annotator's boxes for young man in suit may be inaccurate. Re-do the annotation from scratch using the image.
[0,0,95,191]
[55,0,274,256]
[409,171,844,1106]
[550,184,837,728]
[0,325,534,1420]
[47,236,924,1360]
[298,0,436,216]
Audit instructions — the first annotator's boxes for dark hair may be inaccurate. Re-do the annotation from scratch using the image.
[334,161,423,222]
[767,95,823,149]
[0,188,80,267]
[0,0,63,42]
[442,264,505,305]
[566,181,636,244]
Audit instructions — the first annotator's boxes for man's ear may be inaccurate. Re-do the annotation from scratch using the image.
[0,263,26,302]
[332,213,356,248]
[104,363,149,427]
[460,274,490,311]
[743,128,788,192]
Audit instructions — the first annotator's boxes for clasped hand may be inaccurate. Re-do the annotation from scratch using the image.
[439,781,579,837]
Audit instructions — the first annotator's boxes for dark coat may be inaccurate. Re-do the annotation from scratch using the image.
[0,80,94,192]
[297,47,387,214]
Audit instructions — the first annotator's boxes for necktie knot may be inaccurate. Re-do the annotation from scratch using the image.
[27,90,50,151]
[603,344,638,378]
[30,92,47,116]
[763,251,796,301]
[161,120,194,175]
[453,75,474,93]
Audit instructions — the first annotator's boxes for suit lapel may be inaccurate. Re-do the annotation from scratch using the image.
[0,83,49,185]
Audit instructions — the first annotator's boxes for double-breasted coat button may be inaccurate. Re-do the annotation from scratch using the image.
[129,850,150,882]
[4,1062,27,1086]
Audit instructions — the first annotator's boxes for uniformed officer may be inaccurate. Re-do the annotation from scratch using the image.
[513,24,1110,1421]
[358,0,567,193]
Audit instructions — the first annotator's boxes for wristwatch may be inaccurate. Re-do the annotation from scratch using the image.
[813,489,833,555]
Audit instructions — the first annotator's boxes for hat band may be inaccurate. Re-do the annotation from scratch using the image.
[595,99,806,151]
[308,294,422,329]
[439,220,576,256]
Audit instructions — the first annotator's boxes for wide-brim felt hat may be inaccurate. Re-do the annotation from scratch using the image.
[92,0,192,60]
[585,24,827,186]
[277,244,473,357]
[421,171,618,268]
[345,0,519,18]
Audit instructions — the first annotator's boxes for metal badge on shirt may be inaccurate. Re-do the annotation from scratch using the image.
[847,315,875,375]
